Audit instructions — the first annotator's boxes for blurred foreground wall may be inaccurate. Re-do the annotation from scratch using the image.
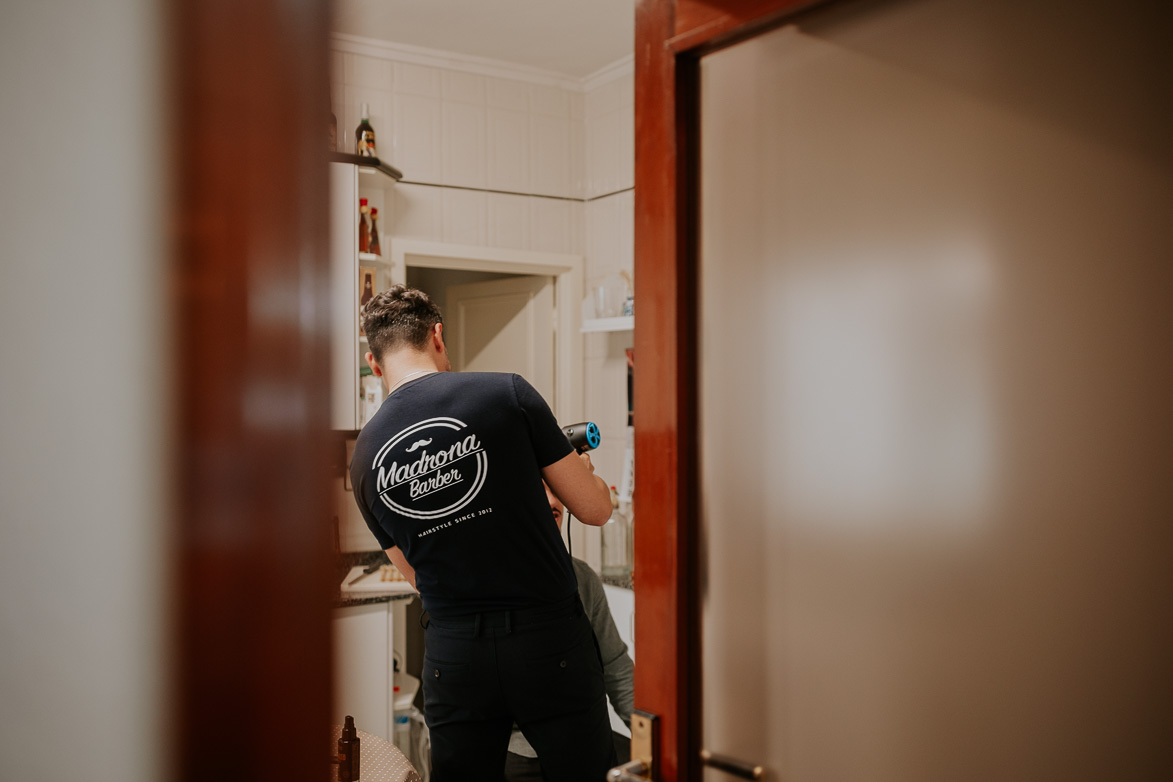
[0,1,170,781]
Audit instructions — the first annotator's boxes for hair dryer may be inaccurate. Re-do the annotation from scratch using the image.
[562,422,601,454]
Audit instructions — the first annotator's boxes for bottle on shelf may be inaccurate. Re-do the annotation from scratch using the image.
[358,198,370,254]
[601,486,633,579]
[355,102,377,157]
[360,269,374,310]
[369,207,381,256]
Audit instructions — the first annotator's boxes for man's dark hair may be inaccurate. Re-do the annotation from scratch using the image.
[361,284,444,362]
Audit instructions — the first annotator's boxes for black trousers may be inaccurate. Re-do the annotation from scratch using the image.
[505,733,631,782]
[422,596,617,781]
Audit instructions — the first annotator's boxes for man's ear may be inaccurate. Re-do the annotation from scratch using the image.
[365,351,383,377]
[433,322,445,350]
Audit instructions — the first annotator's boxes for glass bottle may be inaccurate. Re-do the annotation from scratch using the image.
[355,102,377,157]
[601,486,633,579]
[337,714,361,782]
[358,198,370,253]
[369,207,381,256]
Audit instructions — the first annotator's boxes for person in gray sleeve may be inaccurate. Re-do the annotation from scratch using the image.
[504,482,635,782]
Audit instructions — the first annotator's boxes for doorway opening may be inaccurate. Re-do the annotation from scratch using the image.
[406,267,556,404]
[388,238,585,428]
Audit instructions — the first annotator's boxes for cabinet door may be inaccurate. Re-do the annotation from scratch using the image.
[333,603,389,740]
[330,162,359,429]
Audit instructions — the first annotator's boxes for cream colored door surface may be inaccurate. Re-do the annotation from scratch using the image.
[698,1,1171,780]
[445,275,556,407]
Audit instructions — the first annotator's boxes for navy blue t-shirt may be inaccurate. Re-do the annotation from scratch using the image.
[349,372,576,618]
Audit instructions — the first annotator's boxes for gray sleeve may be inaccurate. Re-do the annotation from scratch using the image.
[574,559,634,725]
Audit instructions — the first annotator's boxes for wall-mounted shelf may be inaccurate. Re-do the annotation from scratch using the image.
[359,252,386,263]
[581,315,634,333]
[328,152,403,182]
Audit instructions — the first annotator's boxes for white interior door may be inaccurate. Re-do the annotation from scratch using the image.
[698,1,1171,780]
[445,275,556,407]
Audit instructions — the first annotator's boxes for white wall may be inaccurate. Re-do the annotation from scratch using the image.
[331,40,637,568]
[0,1,170,780]
[578,72,635,567]
[331,41,585,255]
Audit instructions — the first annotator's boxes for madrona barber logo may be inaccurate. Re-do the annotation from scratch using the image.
[372,417,487,520]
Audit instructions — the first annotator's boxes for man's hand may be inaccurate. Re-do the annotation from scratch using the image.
[384,546,418,591]
[542,450,611,526]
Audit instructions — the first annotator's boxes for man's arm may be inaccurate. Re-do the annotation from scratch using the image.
[511,373,610,525]
[384,546,418,591]
[542,451,611,526]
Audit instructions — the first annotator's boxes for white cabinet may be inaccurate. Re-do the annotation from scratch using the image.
[330,156,402,430]
[332,597,417,742]
[333,602,393,739]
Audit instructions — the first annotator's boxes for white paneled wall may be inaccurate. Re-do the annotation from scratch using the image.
[331,41,635,567]
[332,47,590,256]
[390,184,583,255]
[580,70,635,531]
[580,189,635,497]
[333,51,584,200]
[584,73,635,199]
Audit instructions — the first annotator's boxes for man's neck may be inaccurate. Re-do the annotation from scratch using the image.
[382,350,443,394]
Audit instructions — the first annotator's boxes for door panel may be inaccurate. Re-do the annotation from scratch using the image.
[698,1,1171,780]
[445,275,555,404]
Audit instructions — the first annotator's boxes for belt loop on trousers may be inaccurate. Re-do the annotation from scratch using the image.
[473,613,482,637]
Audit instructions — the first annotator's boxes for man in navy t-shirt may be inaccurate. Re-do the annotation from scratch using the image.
[350,285,616,781]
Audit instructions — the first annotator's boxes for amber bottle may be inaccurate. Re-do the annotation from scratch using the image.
[355,103,376,157]
[369,208,381,256]
[358,198,370,254]
[338,715,361,781]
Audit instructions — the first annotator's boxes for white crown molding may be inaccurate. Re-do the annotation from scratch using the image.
[330,33,587,91]
[581,55,634,92]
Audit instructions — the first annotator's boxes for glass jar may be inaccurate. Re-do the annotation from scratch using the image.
[601,490,633,579]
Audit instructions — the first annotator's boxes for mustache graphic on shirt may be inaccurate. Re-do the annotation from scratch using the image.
[405,438,433,453]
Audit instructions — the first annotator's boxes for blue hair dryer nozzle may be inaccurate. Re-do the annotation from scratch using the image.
[562,422,601,453]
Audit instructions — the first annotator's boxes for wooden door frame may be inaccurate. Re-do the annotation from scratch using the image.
[632,1,835,779]
[171,0,335,780]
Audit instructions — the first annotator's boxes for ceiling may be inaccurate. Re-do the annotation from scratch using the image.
[331,0,636,78]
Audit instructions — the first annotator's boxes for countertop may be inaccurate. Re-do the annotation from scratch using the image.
[334,551,631,607]
[601,572,633,590]
[334,551,417,608]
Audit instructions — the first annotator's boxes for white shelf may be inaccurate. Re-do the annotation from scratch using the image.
[359,252,388,263]
[581,315,634,333]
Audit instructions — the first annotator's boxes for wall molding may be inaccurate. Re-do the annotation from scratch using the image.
[330,33,633,93]
[582,55,635,92]
[332,33,584,91]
